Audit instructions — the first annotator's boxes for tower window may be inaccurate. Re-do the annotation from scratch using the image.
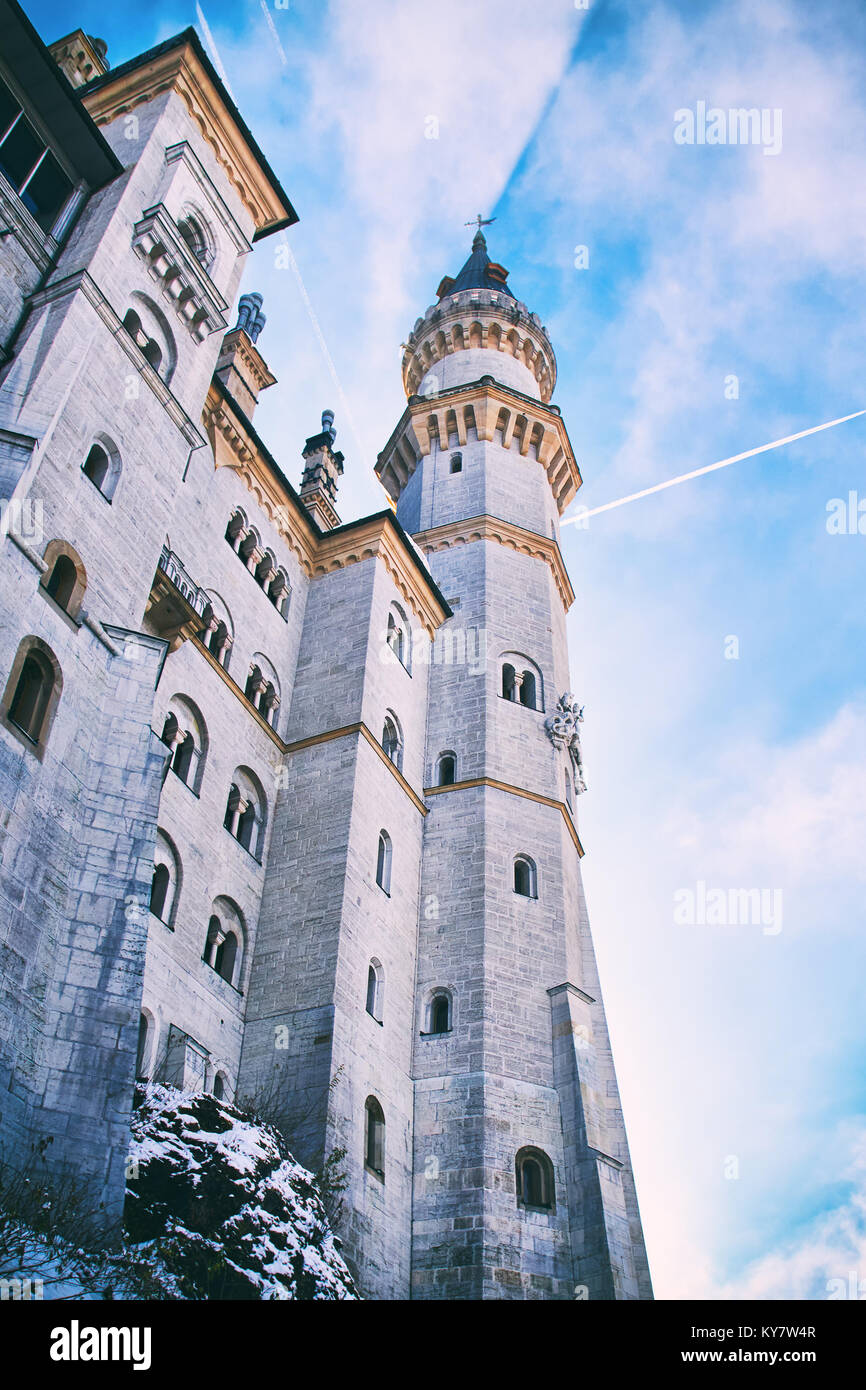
[365,1096,385,1178]
[385,603,411,672]
[500,655,543,711]
[513,854,538,899]
[376,830,392,894]
[516,1147,555,1211]
[366,959,383,1022]
[381,714,402,770]
[450,453,462,473]
[426,990,452,1035]
[436,752,456,786]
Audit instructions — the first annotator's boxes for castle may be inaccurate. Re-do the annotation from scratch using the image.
[0,0,652,1299]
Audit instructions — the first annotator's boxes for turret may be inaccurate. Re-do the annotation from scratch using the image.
[376,231,581,538]
[299,409,344,531]
[214,293,277,420]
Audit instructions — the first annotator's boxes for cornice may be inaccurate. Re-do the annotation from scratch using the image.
[81,41,293,237]
[415,514,575,613]
[376,377,582,514]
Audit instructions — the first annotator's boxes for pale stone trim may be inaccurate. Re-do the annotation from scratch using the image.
[424,776,585,857]
[81,42,292,236]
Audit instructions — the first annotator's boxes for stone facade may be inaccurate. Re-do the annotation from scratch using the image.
[0,3,651,1298]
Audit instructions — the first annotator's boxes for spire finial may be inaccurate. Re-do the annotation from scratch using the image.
[465,213,496,249]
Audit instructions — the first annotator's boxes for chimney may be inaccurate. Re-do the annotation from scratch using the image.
[48,31,109,88]
[299,410,344,531]
[215,293,276,420]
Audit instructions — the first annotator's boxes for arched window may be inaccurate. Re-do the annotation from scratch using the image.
[246,654,281,731]
[520,671,537,709]
[204,899,246,988]
[500,653,543,712]
[172,733,194,783]
[44,555,76,611]
[122,295,175,383]
[268,568,290,618]
[386,603,410,672]
[41,541,86,618]
[225,509,246,551]
[214,931,238,985]
[81,435,121,500]
[224,767,267,860]
[82,443,109,492]
[376,830,392,894]
[136,1013,152,1080]
[159,696,207,793]
[200,592,234,671]
[366,959,383,1022]
[381,713,402,770]
[515,1147,555,1211]
[450,452,463,473]
[149,863,170,919]
[427,990,452,1035]
[365,1096,385,1177]
[255,550,276,592]
[177,212,213,270]
[212,1072,226,1100]
[3,637,61,747]
[436,752,456,786]
[150,830,181,927]
[513,854,537,899]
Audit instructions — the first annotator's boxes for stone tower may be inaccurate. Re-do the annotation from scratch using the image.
[374,229,654,1300]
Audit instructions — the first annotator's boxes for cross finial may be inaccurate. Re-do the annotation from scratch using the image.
[465,213,496,233]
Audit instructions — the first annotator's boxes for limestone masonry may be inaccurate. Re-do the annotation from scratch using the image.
[0,0,652,1299]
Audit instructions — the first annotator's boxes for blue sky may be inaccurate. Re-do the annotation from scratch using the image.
[27,0,866,1298]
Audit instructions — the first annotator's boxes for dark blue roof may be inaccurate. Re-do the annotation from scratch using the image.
[436,231,515,301]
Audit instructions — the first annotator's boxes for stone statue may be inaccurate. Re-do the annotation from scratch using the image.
[544,693,587,794]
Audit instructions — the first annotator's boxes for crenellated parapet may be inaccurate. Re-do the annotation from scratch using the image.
[401,288,557,403]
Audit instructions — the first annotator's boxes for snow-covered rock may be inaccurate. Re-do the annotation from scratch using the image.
[124,1085,358,1300]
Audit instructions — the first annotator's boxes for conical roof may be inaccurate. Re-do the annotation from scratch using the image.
[436,230,515,301]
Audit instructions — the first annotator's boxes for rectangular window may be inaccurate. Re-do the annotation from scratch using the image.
[0,76,74,234]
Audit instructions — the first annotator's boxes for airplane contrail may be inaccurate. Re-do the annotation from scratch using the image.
[562,409,866,524]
